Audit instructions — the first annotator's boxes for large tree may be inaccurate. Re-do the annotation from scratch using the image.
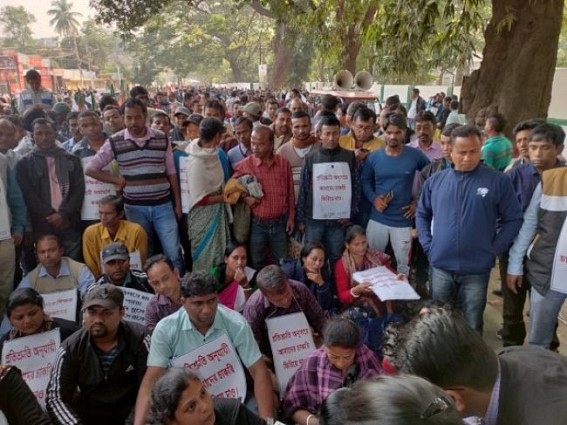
[48,0,83,84]
[0,6,36,53]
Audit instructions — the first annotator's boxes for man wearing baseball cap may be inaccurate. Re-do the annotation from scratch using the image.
[46,284,150,425]
[171,106,191,142]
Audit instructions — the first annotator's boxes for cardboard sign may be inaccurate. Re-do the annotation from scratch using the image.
[119,286,152,325]
[171,333,247,401]
[179,156,192,214]
[81,157,117,220]
[312,162,352,220]
[266,312,316,396]
[41,289,78,322]
[2,329,61,408]
[550,216,567,294]
[353,266,420,301]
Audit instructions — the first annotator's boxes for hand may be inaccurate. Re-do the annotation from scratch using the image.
[115,176,126,191]
[372,195,388,212]
[355,149,370,162]
[12,233,23,246]
[338,218,350,225]
[402,201,417,219]
[234,267,248,286]
[46,213,67,229]
[306,271,324,286]
[286,217,295,235]
[297,224,306,234]
[506,274,522,295]
[244,196,259,208]
[353,282,373,296]
[396,273,408,281]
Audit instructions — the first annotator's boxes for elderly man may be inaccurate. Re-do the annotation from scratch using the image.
[243,265,326,358]
[134,271,274,424]
[46,284,150,425]
[17,69,55,113]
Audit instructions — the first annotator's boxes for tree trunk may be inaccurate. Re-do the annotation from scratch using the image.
[225,54,244,83]
[270,20,294,89]
[341,27,361,75]
[72,35,84,89]
[461,0,564,137]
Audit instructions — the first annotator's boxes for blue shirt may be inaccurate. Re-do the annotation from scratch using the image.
[18,259,95,297]
[227,143,250,167]
[507,163,540,212]
[147,304,262,369]
[362,146,429,227]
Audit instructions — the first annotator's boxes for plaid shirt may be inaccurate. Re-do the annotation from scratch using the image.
[233,153,295,221]
[282,344,383,418]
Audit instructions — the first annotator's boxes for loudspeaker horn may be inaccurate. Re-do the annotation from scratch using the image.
[354,70,373,91]
[334,70,354,90]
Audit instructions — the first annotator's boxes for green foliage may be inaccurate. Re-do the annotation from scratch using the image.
[0,6,37,53]
[47,0,82,37]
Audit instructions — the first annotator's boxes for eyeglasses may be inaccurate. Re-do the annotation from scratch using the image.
[102,245,129,257]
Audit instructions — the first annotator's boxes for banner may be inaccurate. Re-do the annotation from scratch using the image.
[119,287,152,325]
[312,162,352,220]
[81,157,117,221]
[171,333,247,401]
[41,289,78,322]
[266,312,316,396]
[1,329,61,408]
[353,266,420,301]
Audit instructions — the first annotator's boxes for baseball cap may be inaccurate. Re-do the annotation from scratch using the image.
[101,242,129,264]
[174,106,192,117]
[243,102,262,117]
[82,284,124,310]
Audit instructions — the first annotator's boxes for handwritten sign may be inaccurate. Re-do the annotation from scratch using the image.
[171,333,247,401]
[41,289,78,322]
[0,177,11,240]
[353,266,420,301]
[120,287,152,325]
[312,162,352,220]
[550,216,567,293]
[1,329,61,408]
[81,157,117,220]
[266,312,316,396]
[179,156,192,214]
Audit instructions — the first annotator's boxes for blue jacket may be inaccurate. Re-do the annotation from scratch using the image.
[416,164,523,274]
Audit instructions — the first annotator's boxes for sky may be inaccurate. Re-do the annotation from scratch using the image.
[0,0,93,38]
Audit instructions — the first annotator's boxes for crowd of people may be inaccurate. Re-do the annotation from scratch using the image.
[0,68,566,425]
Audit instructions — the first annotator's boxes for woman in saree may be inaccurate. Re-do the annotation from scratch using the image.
[185,117,231,271]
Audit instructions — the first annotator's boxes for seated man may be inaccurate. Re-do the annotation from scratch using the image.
[143,254,183,332]
[243,265,326,358]
[83,194,148,278]
[383,308,567,425]
[46,284,150,425]
[18,234,94,298]
[282,318,383,425]
[134,271,274,425]
[93,242,153,293]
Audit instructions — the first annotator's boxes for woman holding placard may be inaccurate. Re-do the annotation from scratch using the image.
[147,368,264,425]
[0,288,78,356]
[210,242,256,313]
[334,225,402,353]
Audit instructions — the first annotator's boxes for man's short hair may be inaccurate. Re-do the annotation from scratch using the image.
[412,88,420,95]
[183,92,194,101]
[352,107,376,124]
[415,110,436,125]
[450,100,459,111]
[66,111,80,123]
[346,102,366,118]
[78,110,100,121]
[199,117,225,141]
[441,123,461,138]
[31,117,56,132]
[451,124,481,143]
[382,308,498,392]
[205,100,225,117]
[25,69,41,81]
[321,94,340,112]
[151,111,171,124]
[256,265,288,294]
[529,123,566,146]
[181,271,217,297]
[98,194,124,215]
[323,318,360,348]
[253,125,274,145]
[129,85,148,99]
[144,254,174,274]
[99,94,117,111]
[102,105,122,115]
[512,119,545,137]
[486,113,506,133]
[319,114,341,129]
[23,106,49,132]
[383,112,407,131]
[35,234,62,248]
[123,98,147,116]
[234,116,253,130]
[291,110,310,121]
[275,107,291,117]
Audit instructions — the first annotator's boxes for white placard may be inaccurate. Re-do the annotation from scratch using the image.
[0,177,11,240]
[81,157,117,220]
[312,162,352,220]
[550,216,567,293]
[41,289,78,322]
[119,286,152,325]
[171,333,247,401]
[353,266,420,301]
[99,250,143,272]
[2,329,61,408]
[266,312,316,396]
[179,156,192,214]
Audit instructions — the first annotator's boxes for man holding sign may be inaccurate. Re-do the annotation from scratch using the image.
[46,284,150,425]
[297,114,360,270]
[134,271,273,425]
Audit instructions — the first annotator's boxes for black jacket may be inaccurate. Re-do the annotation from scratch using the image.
[46,321,149,425]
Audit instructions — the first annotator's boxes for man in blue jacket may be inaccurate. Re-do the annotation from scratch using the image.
[416,125,523,332]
